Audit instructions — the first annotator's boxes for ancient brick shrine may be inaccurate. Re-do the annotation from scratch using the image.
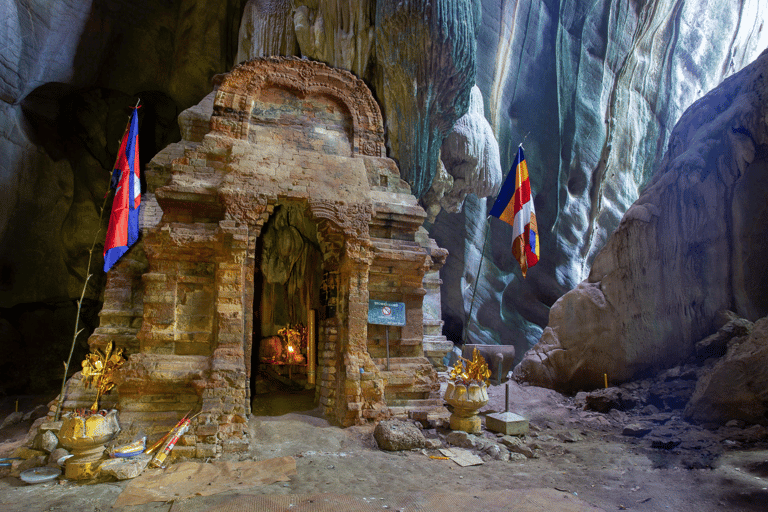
[66,57,452,457]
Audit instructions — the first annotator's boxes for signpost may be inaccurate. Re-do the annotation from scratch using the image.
[367,300,405,371]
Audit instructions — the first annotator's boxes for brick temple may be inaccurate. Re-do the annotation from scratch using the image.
[69,57,452,457]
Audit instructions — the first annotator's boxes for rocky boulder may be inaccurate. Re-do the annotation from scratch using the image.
[685,317,768,426]
[695,313,754,361]
[373,420,425,451]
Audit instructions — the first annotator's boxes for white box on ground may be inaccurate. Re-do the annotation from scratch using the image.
[485,411,529,435]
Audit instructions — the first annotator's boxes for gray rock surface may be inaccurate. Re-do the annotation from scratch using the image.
[0,412,23,430]
[445,430,476,449]
[40,430,59,453]
[22,405,50,422]
[695,315,754,361]
[236,0,297,63]
[48,448,70,467]
[373,420,426,451]
[499,436,534,458]
[622,423,652,438]
[583,388,638,413]
[100,454,152,480]
[10,456,48,478]
[515,48,768,391]
[685,317,768,426]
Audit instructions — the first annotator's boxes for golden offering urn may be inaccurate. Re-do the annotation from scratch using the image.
[444,348,491,434]
[58,342,125,479]
[58,409,120,479]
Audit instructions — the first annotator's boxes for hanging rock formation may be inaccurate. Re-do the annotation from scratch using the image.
[424,85,503,222]
[236,0,298,62]
[514,48,768,392]
[293,0,375,81]
[375,0,479,199]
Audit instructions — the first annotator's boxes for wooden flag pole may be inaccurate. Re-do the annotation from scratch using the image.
[54,101,141,421]
[462,215,492,345]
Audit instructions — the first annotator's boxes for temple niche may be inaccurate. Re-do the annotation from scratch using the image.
[76,57,450,457]
[254,201,322,397]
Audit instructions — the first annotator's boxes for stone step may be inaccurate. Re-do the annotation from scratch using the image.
[386,397,443,408]
[379,371,415,386]
[384,384,434,398]
[368,337,422,347]
[387,397,450,425]
[372,356,432,367]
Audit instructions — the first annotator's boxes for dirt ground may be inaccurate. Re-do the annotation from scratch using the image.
[0,382,767,512]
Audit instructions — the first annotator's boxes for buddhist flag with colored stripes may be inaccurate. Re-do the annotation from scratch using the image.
[489,145,539,278]
[104,108,141,273]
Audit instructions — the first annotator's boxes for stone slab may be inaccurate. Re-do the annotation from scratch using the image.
[485,412,529,436]
[100,454,152,480]
[439,447,484,467]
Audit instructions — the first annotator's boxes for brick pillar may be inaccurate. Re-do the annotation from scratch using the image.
[196,221,250,456]
[336,242,388,425]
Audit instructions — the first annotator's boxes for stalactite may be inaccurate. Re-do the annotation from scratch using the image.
[375,0,479,199]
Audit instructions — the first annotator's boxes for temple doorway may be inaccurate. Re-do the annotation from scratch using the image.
[251,201,322,415]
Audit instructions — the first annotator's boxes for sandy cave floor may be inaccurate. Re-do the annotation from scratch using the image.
[0,383,767,512]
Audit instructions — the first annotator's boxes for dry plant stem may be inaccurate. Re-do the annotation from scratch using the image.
[54,191,111,421]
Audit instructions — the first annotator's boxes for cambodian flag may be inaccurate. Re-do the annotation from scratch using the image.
[489,145,539,278]
[104,108,141,273]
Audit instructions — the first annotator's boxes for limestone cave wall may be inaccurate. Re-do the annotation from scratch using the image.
[0,0,248,392]
[1,0,767,394]
[515,47,768,391]
[456,0,768,357]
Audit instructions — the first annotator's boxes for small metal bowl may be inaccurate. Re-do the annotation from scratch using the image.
[20,466,60,484]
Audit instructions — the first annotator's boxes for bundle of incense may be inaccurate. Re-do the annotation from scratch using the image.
[148,415,194,469]
[145,411,191,456]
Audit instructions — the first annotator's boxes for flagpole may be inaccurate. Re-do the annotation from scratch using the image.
[463,139,532,345]
[462,215,492,345]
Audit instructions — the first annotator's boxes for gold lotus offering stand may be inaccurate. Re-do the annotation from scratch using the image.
[58,409,120,480]
[58,341,125,479]
[444,348,491,434]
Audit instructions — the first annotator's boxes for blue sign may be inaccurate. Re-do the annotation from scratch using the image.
[367,300,406,326]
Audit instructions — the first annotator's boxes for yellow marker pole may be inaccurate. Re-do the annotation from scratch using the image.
[604,373,608,388]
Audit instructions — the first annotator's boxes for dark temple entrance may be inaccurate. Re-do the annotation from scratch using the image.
[251,201,322,415]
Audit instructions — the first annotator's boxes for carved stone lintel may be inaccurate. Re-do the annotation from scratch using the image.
[309,199,372,241]
[212,57,385,156]
[219,191,268,225]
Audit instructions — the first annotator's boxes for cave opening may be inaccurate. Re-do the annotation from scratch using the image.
[250,201,322,416]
